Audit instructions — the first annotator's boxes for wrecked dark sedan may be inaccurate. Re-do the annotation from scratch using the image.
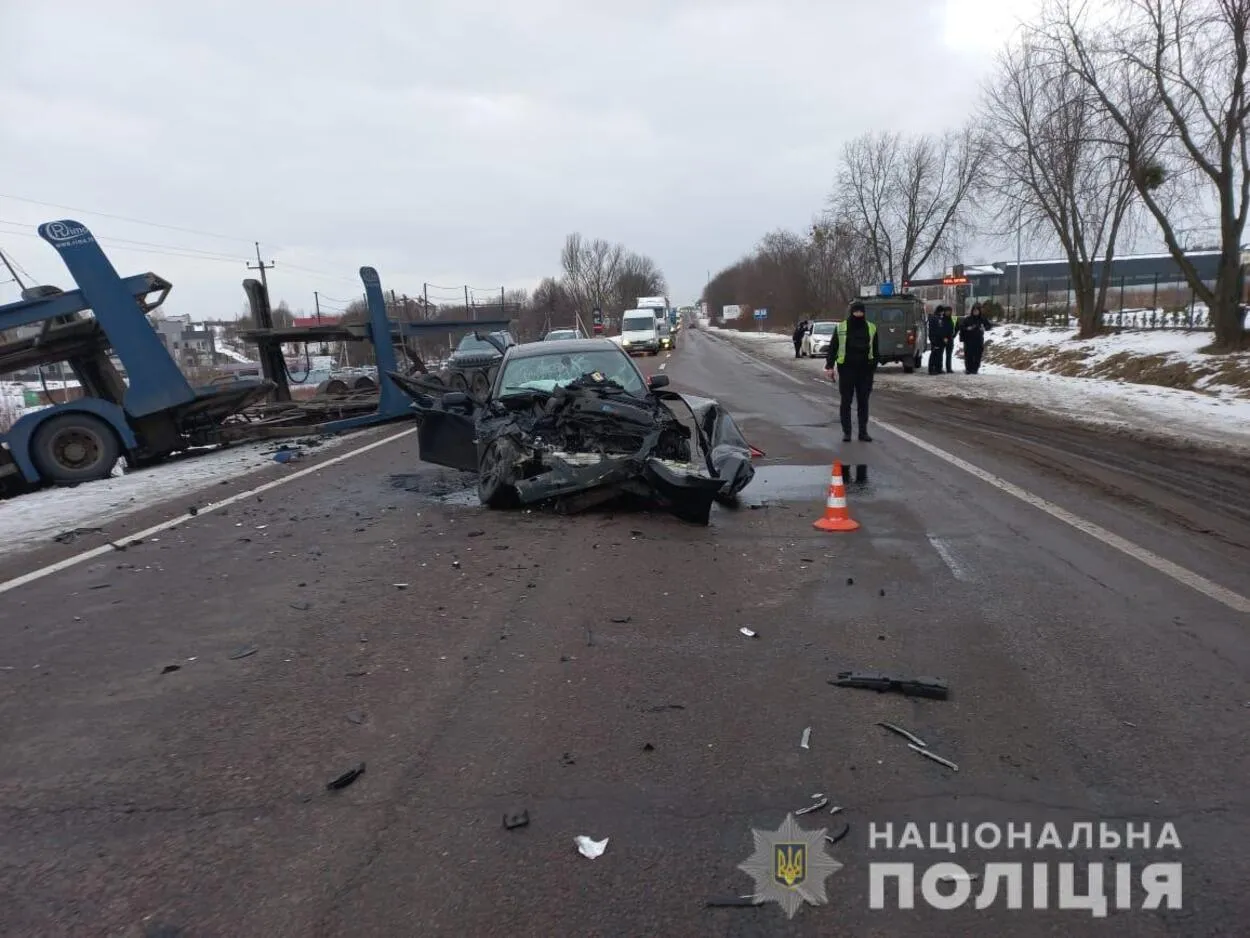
[389,337,757,524]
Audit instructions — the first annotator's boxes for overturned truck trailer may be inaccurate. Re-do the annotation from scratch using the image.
[389,344,757,524]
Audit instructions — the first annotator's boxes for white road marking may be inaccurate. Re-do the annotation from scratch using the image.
[716,333,1250,614]
[0,427,419,596]
[926,535,971,581]
[882,420,1250,614]
[659,362,667,370]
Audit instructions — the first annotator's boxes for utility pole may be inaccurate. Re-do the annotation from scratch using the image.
[314,291,322,324]
[247,242,275,294]
[1015,216,1023,312]
[465,285,474,321]
[423,283,430,320]
[501,286,506,319]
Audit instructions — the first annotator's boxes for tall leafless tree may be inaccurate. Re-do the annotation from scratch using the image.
[831,126,987,285]
[982,36,1143,336]
[561,232,626,315]
[1044,0,1249,349]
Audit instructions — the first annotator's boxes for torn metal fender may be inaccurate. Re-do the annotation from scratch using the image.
[654,390,756,497]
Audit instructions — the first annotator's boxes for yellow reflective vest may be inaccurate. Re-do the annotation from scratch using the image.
[835,319,877,365]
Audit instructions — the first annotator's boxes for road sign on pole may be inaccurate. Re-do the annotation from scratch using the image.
[754,307,768,331]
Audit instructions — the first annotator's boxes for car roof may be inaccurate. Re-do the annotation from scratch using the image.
[506,337,623,359]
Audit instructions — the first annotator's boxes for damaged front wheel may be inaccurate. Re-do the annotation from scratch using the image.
[478,438,521,509]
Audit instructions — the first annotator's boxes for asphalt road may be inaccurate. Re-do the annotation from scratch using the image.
[1,328,1248,937]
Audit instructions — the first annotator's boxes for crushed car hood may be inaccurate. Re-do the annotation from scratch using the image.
[389,371,756,524]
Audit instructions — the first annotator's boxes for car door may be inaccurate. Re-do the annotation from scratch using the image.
[416,394,480,472]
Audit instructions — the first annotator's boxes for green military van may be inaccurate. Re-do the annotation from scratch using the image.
[860,293,927,373]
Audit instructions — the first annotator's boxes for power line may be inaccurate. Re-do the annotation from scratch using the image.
[0,193,256,244]
[0,226,252,266]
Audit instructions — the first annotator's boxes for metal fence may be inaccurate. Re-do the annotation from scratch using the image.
[977,275,1217,330]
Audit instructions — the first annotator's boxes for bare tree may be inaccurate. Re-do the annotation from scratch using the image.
[831,126,987,284]
[982,36,1143,335]
[561,232,626,314]
[612,252,667,310]
[809,219,877,312]
[1045,0,1249,349]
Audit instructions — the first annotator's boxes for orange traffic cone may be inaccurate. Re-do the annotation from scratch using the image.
[813,460,860,532]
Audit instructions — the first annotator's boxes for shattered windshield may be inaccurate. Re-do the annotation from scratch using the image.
[499,350,646,398]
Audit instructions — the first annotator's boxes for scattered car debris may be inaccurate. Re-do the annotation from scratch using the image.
[289,601,311,611]
[54,526,103,545]
[228,645,259,660]
[392,342,757,524]
[908,743,959,772]
[574,835,609,859]
[585,628,594,647]
[642,742,655,752]
[878,721,927,748]
[829,805,843,816]
[739,627,757,638]
[1122,721,1137,728]
[345,710,367,725]
[393,583,409,590]
[795,797,828,816]
[830,672,950,701]
[706,896,763,907]
[611,616,632,623]
[646,704,685,712]
[561,752,576,766]
[326,762,366,790]
[800,726,812,749]
[825,822,851,846]
[160,664,181,674]
[503,809,530,830]
[846,577,854,585]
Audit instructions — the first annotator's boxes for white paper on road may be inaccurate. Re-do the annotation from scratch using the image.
[575,836,609,859]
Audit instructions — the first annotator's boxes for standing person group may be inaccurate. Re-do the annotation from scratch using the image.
[824,301,878,442]
[926,303,994,374]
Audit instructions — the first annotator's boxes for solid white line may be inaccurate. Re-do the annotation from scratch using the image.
[0,427,418,596]
[717,333,1250,614]
[927,535,971,581]
[883,420,1250,614]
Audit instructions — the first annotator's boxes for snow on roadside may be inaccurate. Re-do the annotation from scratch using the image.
[0,434,360,557]
[983,325,1250,400]
[704,325,1250,453]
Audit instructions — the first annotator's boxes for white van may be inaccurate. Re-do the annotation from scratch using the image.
[620,310,660,356]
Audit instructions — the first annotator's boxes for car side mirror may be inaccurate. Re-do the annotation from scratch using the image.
[648,374,670,389]
[442,391,471,408]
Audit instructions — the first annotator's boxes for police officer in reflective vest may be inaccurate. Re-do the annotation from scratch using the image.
[824,301,879,442]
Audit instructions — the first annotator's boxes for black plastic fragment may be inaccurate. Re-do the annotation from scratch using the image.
[326,762,366,790]
[830,671,949,700]
[229,645,259,660]
[826,821,851,845]
[503,809,530,829]
[161,664,181,674]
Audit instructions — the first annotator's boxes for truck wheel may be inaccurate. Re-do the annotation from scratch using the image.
[324,378,350,396]
[449,372,469,392]
[352,375,376,391]
[469,370,491,401]
[478,439,520,509]
[30,413,121,485]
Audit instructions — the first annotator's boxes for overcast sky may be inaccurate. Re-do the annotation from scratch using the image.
[1,0,1038,318]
